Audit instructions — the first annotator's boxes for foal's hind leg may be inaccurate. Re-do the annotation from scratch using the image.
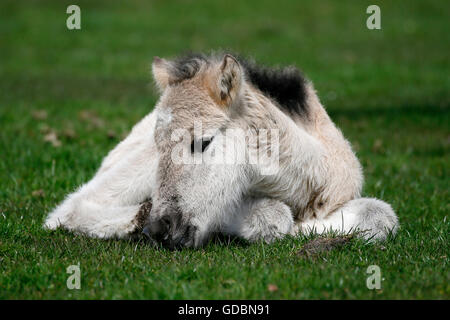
[298,198,399,241]
[225,198,294,243]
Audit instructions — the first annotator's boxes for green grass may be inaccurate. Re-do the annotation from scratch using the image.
[0,0,449,299]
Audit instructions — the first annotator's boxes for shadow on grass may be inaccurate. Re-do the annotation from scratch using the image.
[37,227,252,255]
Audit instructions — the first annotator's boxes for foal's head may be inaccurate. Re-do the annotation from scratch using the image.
[143,53,307,248]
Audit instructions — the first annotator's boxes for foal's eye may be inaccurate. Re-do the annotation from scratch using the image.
[191,137,214,153]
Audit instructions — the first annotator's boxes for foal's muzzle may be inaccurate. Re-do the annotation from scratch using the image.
[142,216,170,243]
[142,215,197,249]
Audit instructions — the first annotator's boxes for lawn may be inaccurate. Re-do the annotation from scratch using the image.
[0,0,448,299]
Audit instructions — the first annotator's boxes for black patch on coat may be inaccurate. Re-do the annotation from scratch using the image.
[237,57,309,118]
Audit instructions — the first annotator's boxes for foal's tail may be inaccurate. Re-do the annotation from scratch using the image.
[300,198,399,241]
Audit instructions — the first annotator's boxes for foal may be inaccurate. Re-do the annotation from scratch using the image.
[44,53,398,247]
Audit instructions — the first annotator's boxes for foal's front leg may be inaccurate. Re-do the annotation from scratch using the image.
[44,112,158,238]
[225,198,294,243]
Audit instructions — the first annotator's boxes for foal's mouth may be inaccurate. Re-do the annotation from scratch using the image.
[142,217,198,250]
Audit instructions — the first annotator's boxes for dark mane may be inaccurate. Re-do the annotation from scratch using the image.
[169,52,309,118]
[237,57,309,118]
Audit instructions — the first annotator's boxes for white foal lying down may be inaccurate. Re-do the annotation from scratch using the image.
[44,53,399,247]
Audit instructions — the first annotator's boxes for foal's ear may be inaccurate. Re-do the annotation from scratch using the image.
[215,54,243,105]
[152,57,172,92]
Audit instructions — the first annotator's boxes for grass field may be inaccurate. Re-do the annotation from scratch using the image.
[0,0,448,299]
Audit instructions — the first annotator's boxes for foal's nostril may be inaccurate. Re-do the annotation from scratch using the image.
[142,216,171,242]
[161,216,171,231]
